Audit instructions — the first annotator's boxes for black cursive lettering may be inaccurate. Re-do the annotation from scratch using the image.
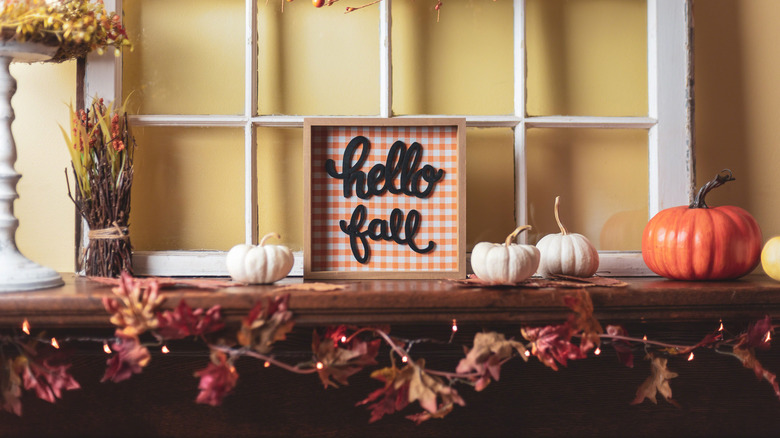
[339,205,435,264]
[325,137,445,200]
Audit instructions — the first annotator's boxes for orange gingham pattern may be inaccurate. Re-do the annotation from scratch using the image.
[311,125,459,272]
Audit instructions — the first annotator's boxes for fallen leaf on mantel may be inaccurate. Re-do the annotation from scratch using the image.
[451,275,627,289]
[89,276,240,290]
[273,283,347,292]
[549,274,628,288]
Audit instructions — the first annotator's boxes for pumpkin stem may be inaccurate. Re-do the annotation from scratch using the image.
[553,196,569,235]
[259,232,281,246]
[690,169,735,209]
[505,225,532,247]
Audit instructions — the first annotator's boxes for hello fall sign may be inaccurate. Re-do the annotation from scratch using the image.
[304,118,466,279]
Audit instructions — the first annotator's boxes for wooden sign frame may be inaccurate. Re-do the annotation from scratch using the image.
[304,118,466,279]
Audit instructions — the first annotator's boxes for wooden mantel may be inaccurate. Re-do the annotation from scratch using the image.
[3,274,780,438]
[3,274,780,328]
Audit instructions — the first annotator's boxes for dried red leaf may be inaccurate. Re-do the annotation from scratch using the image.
[606,325,634,368]
[678,332,722,355]
[21,357,80,404]
[455,332,527,391]
[631,355,679,406]
[101,330,151,383]
[237,294,294,354]
[194,350,239,407]
[313,328,380,388]
[522,322,585,370]
[156,300,225,340]
[742,315,773,351]
[356,366,411,423]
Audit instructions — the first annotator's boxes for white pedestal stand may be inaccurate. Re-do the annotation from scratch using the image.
[0,42,64,291]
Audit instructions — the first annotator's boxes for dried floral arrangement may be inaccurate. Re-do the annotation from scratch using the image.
[286,0,445,19]
[0,0,130,62]
[63,97,135,277]
[0,272,777,422]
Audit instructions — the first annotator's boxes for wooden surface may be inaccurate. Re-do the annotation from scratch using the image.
[3,274,780,328]
[3,274,780,437]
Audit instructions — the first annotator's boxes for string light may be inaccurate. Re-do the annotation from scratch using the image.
[51,337,60,349]
[316,362,324,370]
[21,319,30,335]
[688,352,694,361]
[264,361,271,368]
[401,355,408,363]
[594,347,601,356]
[718,320,724,332]
[340,335,347,343]
[642,335,647,341]
[451,319,458,333]
[524,350,531,357]
[161,345,170,354]
[103,343,112,354]
[765,331,772,343]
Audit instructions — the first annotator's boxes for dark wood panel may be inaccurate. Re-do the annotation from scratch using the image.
[3,321,780,437]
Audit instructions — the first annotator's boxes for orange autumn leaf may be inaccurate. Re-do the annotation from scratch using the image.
[563,289,602,353]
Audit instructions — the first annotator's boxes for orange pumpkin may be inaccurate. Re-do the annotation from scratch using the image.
[641,170,762,280]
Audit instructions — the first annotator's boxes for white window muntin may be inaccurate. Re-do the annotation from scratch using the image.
[82,0,693,277]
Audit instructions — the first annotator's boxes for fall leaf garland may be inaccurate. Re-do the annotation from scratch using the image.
[2,272,780,424]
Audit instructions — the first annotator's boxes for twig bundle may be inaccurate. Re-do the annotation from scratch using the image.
[64,97,134,277]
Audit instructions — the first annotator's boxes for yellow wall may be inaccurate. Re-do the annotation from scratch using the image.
[11,1,780,272]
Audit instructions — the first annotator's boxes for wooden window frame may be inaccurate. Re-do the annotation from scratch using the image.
[81,0,693,277]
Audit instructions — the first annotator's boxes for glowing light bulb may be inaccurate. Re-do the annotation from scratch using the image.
[401,355,408,363]
[51,337,60,349]
[451,319,458,333]
[161,345,170,354]
[642,335,647,341]
[264,361,271,368]
[340,335,347,343]
[718,320,724,332]
[765,331,772,343]
[103,343,112,354]
[21,319,30,335]
[594,347,601,356]
[524,350,531,357]
[316,362,324,370]
[687,352,694,361]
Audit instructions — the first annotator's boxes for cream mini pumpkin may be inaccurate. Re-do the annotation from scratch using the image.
[762,236,780,282]
[471,225,540,284]
[536,197,599,278]
[226,233,294,284]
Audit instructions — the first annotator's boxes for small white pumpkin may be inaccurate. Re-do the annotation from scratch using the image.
[226,233,294,284]
[471,225,540,284]
[536,196,599,278]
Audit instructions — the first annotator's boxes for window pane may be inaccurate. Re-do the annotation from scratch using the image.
[526,128,648,251]
[123,0,245,115]
[256,127,304,252]
[257,2,379,116]
[526,0,647,117]
[130,128,245,250]
[467,128,516,250]
[392,0,514,115]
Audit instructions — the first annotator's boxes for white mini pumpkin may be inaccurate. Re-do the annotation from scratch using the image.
[471,225,540,284]
[536,196,599,278]
[226,233,294,284]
